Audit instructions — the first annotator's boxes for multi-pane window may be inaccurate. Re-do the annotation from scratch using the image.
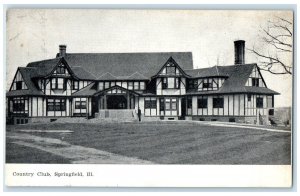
[165,98,177,110]
[188,80,198,89]
[145,98,157,109]
[256,97,264,108]
[134,82,139,90]
[203,79,213,88]
[51,78,65,90]
[13,98,25,111]
[140,82,145,90]
[198,98,208,108]
[72,81,79,90]
[128,82,133,90]
[213,97,224,108]
[75,100,86,109]
[47,99,66,111]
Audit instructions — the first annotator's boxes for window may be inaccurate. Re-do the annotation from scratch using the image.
[140,82,145,90]
[47,99,66,111]
[51,78,65,90]
[99,82,104,90]
[203,79,213,88]
[187,97,192,109]
[247,94,251,101]
[171,99,177,110]
[256,97,264,108]
[175,78,180,88]
[75,101,86,109]
[213,97,224,108]
[56,64,65,74]
[104,82,110,89]
[162,78,167,89]
[72,81,79,90]
[128,82,133,90]
[198,98,208,108]
[165,98,177,110]
[167,78,175,88]
[134,82,139,90]
[252,78,259,87]
[188,80,198,89]
[13,99,25,111]
[145,98,157,109]
[162,78,180,89]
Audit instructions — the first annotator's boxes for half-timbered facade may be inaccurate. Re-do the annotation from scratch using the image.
[6,40,279,124]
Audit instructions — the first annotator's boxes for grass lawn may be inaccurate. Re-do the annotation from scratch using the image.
[6,121,291,164]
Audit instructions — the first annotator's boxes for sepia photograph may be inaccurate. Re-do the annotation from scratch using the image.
[4,8,293,187]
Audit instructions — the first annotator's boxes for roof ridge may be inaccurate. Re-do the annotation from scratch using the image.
[27,57,61,65]
[65,51,193,55]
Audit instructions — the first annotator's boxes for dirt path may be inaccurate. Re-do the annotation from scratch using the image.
[7,133,153,164]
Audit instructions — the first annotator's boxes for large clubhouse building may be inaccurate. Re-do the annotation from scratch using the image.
[6,40,279,124]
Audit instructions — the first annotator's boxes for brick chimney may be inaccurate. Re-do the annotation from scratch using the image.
[234,40,245,65]
[59,45,67,57]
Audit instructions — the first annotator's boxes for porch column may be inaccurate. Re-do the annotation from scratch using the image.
[127,93,130,109]
[103,94,107,109]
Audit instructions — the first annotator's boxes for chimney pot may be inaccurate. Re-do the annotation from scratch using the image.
[234,40,245,65]
[59,45,67,57]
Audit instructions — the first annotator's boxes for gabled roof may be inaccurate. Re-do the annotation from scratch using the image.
[63,52,193,79]
[27,58,61,76]
[27,58,97,80]
[184,64,255,78]
[186,64,279,95]
[6,67,44,97]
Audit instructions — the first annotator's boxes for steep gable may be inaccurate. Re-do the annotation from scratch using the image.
[245,66,267,87]
[9,69,28,91]
[155,57,190,77]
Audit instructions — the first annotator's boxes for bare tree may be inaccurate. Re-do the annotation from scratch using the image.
[249,16,293,75]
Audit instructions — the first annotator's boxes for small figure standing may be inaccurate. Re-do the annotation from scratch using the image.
[138,107,141,122]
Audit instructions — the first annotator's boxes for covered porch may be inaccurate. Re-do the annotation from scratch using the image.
[92,85,140,119]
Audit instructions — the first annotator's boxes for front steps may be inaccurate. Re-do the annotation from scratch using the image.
[93,109,138,122]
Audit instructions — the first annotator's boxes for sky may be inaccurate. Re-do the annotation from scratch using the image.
[6,9,293,107]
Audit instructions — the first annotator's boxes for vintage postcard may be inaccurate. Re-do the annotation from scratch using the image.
[5,9,293,187]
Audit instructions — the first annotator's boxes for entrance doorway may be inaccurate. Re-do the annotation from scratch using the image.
[107,95,127,109]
